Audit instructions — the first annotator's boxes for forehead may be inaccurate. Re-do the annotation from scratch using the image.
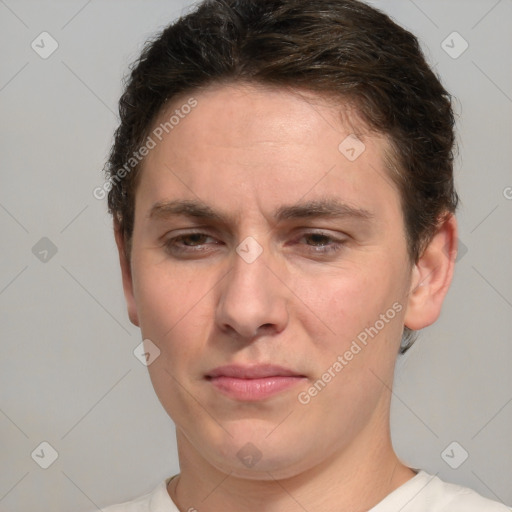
[154,82,373,154]
[137,83,399,222]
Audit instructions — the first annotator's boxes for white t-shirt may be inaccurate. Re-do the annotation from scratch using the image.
[101,470,510,511]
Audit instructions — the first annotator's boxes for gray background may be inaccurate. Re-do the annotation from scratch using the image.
[0,1,511,511]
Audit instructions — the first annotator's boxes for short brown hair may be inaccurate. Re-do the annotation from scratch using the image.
[105,0,458,352]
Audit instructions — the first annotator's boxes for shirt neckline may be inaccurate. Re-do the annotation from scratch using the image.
[158,469,432,512]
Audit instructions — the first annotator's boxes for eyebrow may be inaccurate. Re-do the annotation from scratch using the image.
[274,199,373,222]
[149,199,223,222]
[148,198,373,224]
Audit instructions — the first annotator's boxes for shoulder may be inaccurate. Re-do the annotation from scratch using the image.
[372,470,510,512]
[100,490,153,512]
[433,475,510,511]
[99,477,178,512]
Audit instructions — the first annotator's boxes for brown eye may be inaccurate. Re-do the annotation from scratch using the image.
[179,234,210,246]
[163,232,220,257]
[304,233,332,246]
[295,231,347,255]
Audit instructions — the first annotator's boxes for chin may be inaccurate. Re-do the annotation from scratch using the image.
[205,432,315,480]
[213,452,308,481]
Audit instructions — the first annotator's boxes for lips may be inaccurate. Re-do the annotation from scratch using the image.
[206,364,304,379]
[206,364,306,401]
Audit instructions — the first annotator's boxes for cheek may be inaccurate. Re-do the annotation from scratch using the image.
[296,274,403,438]
[133,265,212,421]
[290,259,406,374]
[289,269,380,340]
[132,262,208,349]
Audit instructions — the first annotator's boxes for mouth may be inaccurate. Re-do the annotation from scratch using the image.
[205,364,307,401]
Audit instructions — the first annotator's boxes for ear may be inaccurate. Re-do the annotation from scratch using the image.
[113,220,140,327]
[404,213,457,330]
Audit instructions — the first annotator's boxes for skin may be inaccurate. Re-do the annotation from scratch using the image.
[114,83,457,512]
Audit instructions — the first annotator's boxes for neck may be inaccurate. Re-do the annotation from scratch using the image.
[169,412,415,512]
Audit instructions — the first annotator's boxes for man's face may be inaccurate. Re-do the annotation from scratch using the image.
[122,83,416,478]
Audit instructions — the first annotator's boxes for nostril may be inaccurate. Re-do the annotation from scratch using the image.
[255,323,276,336]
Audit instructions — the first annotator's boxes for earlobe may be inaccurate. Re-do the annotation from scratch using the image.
[404,214,457,331]
[113,220,140,327]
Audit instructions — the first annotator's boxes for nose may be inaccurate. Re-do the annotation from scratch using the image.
[215,247,289,340]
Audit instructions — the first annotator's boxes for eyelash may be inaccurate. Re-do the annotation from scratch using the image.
[163,231,347,256]
[297,232,346,254]
[164,232,217,253]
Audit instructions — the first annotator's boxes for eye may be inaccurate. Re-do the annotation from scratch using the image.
[175,233,211,246]
[296,231,347,254]
[163,232,221,256]
[303,233,332,246]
